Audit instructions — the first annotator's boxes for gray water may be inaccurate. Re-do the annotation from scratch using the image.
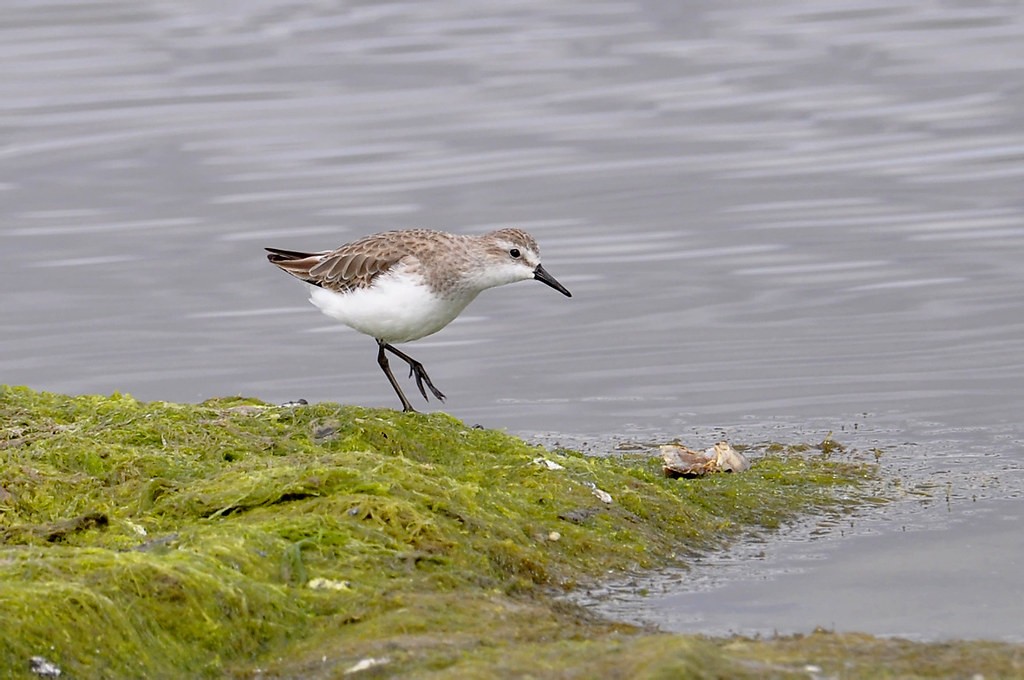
[2,0,1023,643]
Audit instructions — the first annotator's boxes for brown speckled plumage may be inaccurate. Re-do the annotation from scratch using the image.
[266,228,541,296]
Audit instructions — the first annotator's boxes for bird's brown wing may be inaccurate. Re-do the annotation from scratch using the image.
[267,232,416,293]
[310,244,408,292]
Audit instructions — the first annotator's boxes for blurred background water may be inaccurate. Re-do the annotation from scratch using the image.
[2,0,1022,642]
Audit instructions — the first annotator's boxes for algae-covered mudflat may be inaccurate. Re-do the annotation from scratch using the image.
[1,386,1021,678]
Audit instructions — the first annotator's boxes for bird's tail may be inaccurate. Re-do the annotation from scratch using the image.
[265,247,324,284]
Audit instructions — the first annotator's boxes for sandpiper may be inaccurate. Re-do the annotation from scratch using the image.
[266,228,571,412]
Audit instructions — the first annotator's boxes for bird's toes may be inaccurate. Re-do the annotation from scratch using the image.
[415,378,430,401]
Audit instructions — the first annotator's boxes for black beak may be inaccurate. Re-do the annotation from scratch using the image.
[533,264,572,297]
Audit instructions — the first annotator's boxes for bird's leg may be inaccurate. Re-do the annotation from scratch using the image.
[382,343,447,402]
[376,340,416,412]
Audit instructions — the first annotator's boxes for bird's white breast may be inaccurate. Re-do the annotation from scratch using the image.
[307,268,478,344]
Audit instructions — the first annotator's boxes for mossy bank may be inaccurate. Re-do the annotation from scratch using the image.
[1,386,1020,678]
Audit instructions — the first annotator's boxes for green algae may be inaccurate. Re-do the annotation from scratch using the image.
[2,385,1019,679]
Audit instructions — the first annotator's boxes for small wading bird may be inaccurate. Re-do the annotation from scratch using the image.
[266,228,571,412]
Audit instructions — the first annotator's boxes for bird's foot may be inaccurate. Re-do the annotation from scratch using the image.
[407,362,446,402]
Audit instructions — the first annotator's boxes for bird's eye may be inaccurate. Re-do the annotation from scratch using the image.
[509,248,521,259]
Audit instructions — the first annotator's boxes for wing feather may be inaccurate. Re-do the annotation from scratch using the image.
[268,231,426,292]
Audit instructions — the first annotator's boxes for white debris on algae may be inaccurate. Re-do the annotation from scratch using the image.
[660,440,750,478]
